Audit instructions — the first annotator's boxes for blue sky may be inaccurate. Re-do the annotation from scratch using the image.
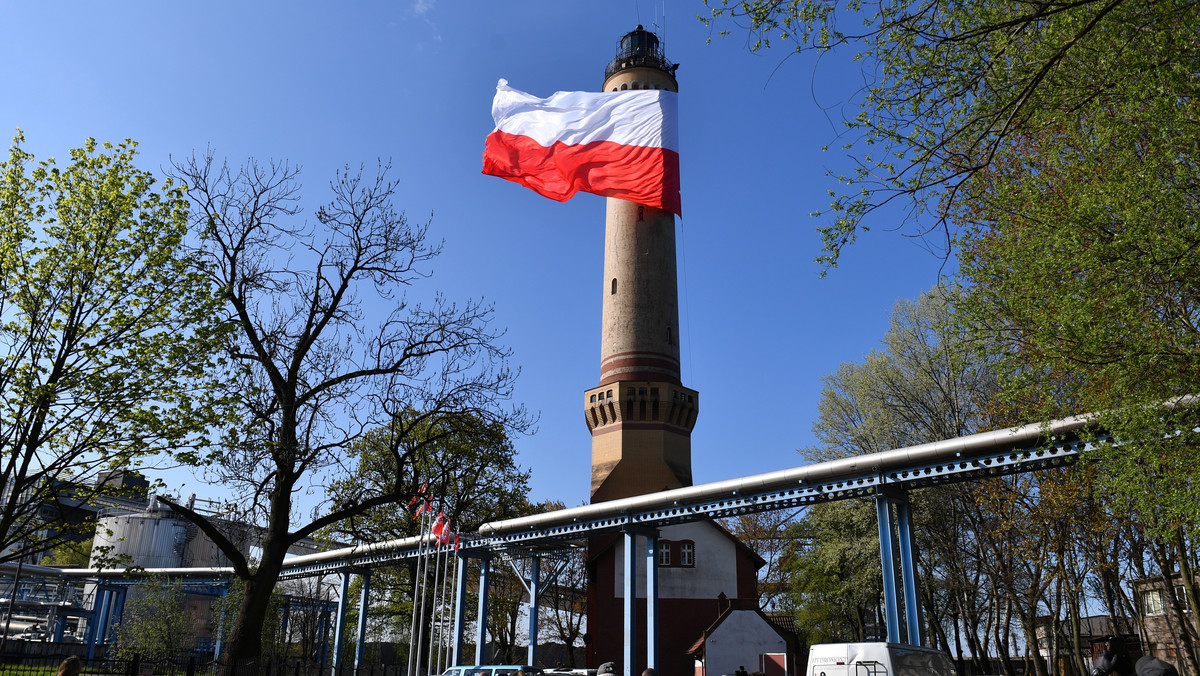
[1,1,948,508]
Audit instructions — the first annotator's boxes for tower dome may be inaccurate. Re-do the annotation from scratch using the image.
[603,25,679,92]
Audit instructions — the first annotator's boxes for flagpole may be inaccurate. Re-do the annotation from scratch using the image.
[406,519,423,676]
[415,509,436,676]
[426,516,451,676]
[428,537,447,676]
[436,529,456,674]
[431,540,445,675]
[439,527,458,673]
[408,501,432,676]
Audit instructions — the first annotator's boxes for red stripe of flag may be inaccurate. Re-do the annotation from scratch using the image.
[483,131,681,216]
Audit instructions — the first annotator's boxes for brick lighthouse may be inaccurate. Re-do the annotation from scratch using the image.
[582,28,794,676]
[584,25,699,504]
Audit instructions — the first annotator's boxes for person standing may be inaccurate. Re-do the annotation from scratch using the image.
[1093,636,1136,676]
[1135,656,1178,676]
[55,656,82,676]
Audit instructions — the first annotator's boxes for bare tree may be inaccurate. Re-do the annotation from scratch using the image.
[722,510,799,612]
[162,152,530,665]
[542,550,587,667]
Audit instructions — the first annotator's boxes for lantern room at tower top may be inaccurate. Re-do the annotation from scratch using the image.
[604,24,679,88]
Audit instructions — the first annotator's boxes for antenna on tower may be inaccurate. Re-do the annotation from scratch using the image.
[652,0,666,50]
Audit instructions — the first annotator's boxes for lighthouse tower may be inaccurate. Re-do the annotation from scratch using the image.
[584,26,699,504]
[583,29,793,676]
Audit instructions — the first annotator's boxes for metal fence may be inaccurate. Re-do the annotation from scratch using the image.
[0,655,409,676]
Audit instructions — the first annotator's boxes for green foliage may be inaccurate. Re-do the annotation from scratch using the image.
[781,501,881,644]
[807,288,992,461]
[38,537,92,568]
[112,580,197,661]
[701,0,1199,271]
[951,77,1200,537]
[0,131,227,563]
[324,417,535,669]
[328,411,533,543]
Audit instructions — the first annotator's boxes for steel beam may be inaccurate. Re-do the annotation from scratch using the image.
[895,497,924,646]
[875,494,901,643]
[475,554,491,665]
[527,556,541,667]
[332,572,351,667]
[623,529,638,676]
[645,529,659,671]
[355,573,371,668]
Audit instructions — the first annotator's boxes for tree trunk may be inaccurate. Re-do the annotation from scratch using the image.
[222,562,283,670]
[1173,528,1200,671]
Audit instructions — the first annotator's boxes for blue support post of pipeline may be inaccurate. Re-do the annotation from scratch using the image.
[527,556,541,667]
[475,553,491,665]
[645,529,659,672]
[453,553,468,666]
[623,528,638,676]
[109,588,127,642]
[332,571,351,667]
[895,496,924,646]
[85,586,109,660]
[280,599,291,640]
[875,493,902,643]
[355,572,372,668]
[212,585,228,660]
[315,610,331,665]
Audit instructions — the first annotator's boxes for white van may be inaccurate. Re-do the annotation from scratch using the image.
[807,643,957,676]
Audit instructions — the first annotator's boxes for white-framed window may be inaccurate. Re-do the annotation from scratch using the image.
[1175,585,1193,612]
[1143,589,1165,615]
[658,541,671,566]
[680,541,695,567]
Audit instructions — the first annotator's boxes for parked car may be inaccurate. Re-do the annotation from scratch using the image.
[443,666,544,676]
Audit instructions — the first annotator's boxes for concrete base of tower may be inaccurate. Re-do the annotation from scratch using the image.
[584,380,698,503]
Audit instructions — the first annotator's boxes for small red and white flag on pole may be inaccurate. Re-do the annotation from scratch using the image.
[482,79,681,215]
[431,511,446,539]
[407,483,428,507]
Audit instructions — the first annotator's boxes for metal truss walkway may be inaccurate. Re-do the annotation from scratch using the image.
[2,410,1112,676]
[271,411,1106,675]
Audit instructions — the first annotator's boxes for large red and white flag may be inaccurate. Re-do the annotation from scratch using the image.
[482,79,681,215]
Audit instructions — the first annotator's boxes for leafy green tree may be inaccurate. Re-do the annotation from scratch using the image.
[325,412,534,669]
[39,536,93,568]
[113,580,197,661]
[797,289,1074,670]
[704,0,1200,535]
[953,108,1200,534]
[951,115,1200,672]
[781,500,883,645]
[0,132,225,564]
[160,153,532,665]
[328,412,533,545]
[701,0,1198,271]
